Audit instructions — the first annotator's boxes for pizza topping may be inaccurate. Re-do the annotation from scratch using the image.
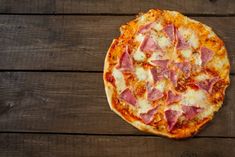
[163,24,175,42]
[165,109,181,131]
[133,49,146,61]
[112,68,126,93]
[150,68,164,83]
[138,22,155,34]
[175,62,191,78]
[180,48,192,59]
[196,77,220,93]
[140,108,157,124]
[118,46,133,71]
[147,83,164,101]
[176,29,189,50]
[151,59,169,69]
[201,47,214,65]
[166,91,182,105]
[155,79,167,92]
[120,88,137,106]
[140,35,161,53]
[167,70,178,86]
[178,27,199,49]
[182,105,203,120]
[155,35,171,49]
[105,72,115,85]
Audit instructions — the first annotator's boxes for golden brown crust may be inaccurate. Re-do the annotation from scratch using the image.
[103,9,230,138]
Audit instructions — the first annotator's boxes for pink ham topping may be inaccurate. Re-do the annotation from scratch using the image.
[138,22,155,34]
[175,62,191,78]
[166,70,178,86]
[151,59,169,69]
[196,77,220,93]
[146,83,164,101]
[182,105,203,120]
[150,68,164,83]
[140,108,157,124]
[120,88,137,106]
[176,30,189,50]
[140,35,161,53]
[201,47,214,65]
[166,91,182,105]
[165,109,181,131]
[163,24,175,42]
[118,46,133,71]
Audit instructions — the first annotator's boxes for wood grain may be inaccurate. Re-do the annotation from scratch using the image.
[0,133,234,157]
[0,0,234,15]
[0,15,234,73]
[0,72,233,137]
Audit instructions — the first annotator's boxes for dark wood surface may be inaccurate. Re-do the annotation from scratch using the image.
[0,15,234,73]
[0,0,234,15]
[0,134,234,157]
[0,0,234,156]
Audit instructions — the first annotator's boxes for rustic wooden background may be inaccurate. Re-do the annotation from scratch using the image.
[0,0,234,156]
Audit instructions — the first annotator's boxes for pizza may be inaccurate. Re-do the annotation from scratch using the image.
[103,9,230,138]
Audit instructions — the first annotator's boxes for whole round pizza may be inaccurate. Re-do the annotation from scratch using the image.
[103,9,230,138]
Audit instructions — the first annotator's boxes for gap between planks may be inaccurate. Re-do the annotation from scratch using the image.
[0,131,234,139]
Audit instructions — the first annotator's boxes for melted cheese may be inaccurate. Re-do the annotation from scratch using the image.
[197,105,214,120]
[178,27,199,49]
[180,89,207,107]
[155,35,171,48]
[180,48,192,59]
[166,104,183,112]
[135,67,153,82]
[133,49,146,61]
[192,53,202,66]
[212,56,227,70]
[153,22,163,31]
[180,89,215,119]
[138,99,153,114]
[194,73,210,81]
[148,51,162,64]
[112,68,126,93]
[188,32,199,49]
[135,34,145,42]
[155,79,166,92]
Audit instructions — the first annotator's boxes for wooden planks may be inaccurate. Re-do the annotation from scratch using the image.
[0,133,234,157]
[0,72,234,137]
[0,15,234,72]
[0,0,234,15]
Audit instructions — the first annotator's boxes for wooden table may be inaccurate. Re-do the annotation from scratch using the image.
[0,0,234,156]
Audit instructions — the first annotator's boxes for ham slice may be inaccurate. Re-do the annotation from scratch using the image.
[138,22,155,34]
[163,24,175,42]
[167,70,178,86]
[151,59,169,69]
[150,68,164,83]
[140,108,157,124]
[196,77,220,93]
[182,105,203,120]
[176,30,189,50]
[165,109,181,131]
[166,91,182,105]
[120,88,137,106]
[175,62,191,78]
[140,35,161,53]
[118,46,133,71]
[146,83,164,101]
[200,47,214,65]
